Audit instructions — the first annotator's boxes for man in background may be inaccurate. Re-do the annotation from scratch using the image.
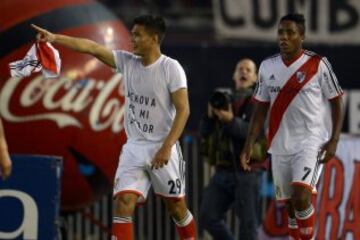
[199,58,264,240]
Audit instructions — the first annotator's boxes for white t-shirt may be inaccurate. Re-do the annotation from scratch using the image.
[254,50,343,154]
[113,50,187,143]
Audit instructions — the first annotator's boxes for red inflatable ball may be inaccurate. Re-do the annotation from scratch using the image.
[0,0,132,210]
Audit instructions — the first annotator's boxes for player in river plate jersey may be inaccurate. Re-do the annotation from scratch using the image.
[240,13,344,240]
[32,15,196,240]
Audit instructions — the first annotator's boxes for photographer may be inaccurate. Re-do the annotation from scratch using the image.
[199,59,264,240]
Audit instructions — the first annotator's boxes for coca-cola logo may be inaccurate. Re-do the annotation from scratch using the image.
[0,73,125,132]
[0,70,128,210]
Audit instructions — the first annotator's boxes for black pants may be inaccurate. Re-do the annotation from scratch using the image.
[199,169,261,240]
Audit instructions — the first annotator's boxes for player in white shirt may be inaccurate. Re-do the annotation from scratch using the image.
[240,14,343,240]
[32,15,196,240]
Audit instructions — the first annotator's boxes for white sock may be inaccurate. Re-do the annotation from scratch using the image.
[113,216,132,224]
[173,209,193,227]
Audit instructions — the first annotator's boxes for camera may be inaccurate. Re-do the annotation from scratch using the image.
[209,90,232,110]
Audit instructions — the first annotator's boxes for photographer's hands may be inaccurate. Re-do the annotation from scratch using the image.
[213,104,233,123]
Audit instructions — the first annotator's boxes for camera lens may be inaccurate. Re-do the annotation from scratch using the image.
[210,91,230,110]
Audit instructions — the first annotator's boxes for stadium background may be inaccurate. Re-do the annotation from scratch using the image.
[0,0,359,239]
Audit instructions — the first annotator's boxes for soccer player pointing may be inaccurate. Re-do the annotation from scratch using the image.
[240,13,343,240]
[32,15,196,240]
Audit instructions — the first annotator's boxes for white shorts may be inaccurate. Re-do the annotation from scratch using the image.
[113,141,186,203]
[271,147,323,201]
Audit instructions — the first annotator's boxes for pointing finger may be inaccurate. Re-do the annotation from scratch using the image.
[31,24,44,32]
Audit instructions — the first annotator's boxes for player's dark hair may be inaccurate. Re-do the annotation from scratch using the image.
[280,13,305,35]
[133,15,166,44]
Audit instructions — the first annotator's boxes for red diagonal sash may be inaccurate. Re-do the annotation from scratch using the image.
[268,55,321,148]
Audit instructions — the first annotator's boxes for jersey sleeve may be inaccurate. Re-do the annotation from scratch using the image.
[167,60,187,92]
[319,57,343,100]
[253,62,270,102]
[112,50,134,73]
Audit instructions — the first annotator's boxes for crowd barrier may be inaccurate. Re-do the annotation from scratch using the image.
[2,134,358,239]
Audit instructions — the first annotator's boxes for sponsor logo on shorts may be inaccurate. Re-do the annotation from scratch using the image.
[300,227,313,235]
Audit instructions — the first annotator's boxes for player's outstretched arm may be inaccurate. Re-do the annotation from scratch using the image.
[0,119,12,180]
[240,102,269,171]
[31,24,115,68]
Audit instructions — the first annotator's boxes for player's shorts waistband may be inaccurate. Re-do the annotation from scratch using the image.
[126,139,164,146]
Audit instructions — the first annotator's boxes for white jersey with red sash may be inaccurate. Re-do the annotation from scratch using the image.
[253,50,343,155]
